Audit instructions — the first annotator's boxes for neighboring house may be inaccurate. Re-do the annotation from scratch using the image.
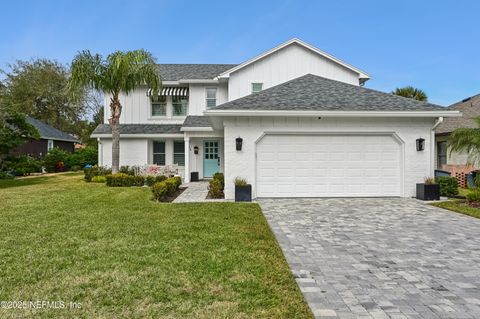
[92,38,459,199]
[435,94,480,169]
[11,117,79,158]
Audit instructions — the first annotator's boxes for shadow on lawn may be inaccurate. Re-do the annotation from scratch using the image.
[0,176,55,189]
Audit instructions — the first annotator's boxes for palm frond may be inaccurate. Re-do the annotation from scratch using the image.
[448,120,480,165]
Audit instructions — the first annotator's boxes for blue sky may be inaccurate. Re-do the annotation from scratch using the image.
[0,0,478,106]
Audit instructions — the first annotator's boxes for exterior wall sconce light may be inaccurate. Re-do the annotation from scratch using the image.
[416,137,425,151]
[193,146,199,155]
[236,137,243,151]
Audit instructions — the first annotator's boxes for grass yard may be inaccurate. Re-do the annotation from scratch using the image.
[431,199,480,219]
[0,173,312,318]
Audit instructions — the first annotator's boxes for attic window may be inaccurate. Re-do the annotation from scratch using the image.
[252,83,263,93]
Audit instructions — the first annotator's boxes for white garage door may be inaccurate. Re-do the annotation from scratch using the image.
[256,134,402,197]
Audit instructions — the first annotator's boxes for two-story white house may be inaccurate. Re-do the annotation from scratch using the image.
[92,38,459,200]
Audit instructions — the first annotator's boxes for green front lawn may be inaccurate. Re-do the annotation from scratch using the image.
[0,173,312,318]
[431,199,480,219]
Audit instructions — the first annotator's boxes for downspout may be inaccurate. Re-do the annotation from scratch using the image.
[431,117,444,175]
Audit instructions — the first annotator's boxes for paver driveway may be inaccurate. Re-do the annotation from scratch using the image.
[259,198,480,319]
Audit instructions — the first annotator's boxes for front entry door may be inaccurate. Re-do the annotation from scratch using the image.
[204,140,220,178]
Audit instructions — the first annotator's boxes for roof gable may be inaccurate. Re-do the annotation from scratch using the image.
[436,94,480,134]
[208,74,447,112]
[217,38,370,82]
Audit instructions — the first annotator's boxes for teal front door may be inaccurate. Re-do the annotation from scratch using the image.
[203,140,220,178]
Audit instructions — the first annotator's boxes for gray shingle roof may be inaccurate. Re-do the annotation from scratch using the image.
[157,64,237,81]
[92,124,182,135]
[435,94,480,135]
[211,74,447,112]
[182,116,212,128]
[26,117,79,143]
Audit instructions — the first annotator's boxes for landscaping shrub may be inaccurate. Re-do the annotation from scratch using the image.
[91,176,106,183]
[65,146,98,169]
[234,177,248,186]
[436,176,459,197]
[466,188,480,205]
[119,166,135,176]
[44,147,69,172]
[208,178,224,198]
[151,176,182,202]
[212,172,224,189]
[84,165,111,182]
[70,165,82,171]
[145,175,167,187]
[4,156,42,176]
[152,182,169,201]
[0,171,14,179]
[105,173,145,187]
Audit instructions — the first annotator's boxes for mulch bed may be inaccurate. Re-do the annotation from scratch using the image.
[161,187,186,203]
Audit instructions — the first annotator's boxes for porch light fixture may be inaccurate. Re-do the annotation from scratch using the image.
[194,146,199,155]
[416,137,425,151]
[236,137,243,151]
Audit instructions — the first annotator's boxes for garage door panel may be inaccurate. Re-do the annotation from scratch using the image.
[256,134,401,197]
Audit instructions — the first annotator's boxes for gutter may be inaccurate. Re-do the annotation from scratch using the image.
[204,110,462,118]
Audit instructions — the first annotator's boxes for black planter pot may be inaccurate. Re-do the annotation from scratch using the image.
[416,183,440,200]
[190,172,199,182]
[235,184,252,202]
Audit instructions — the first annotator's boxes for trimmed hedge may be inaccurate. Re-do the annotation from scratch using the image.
[151,176,182,202]
[84,166,112,182]
[436,176,459,197]
[91,176,106,183]
[145,175,168,187]
[105,173,145,187]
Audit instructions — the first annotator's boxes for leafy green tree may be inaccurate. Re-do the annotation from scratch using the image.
[392,86,428,101]
[68,50,160,173]
[1,59,87,134]
[448,117,480,166]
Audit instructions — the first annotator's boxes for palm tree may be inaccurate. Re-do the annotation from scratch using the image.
[69,50,160,173]
[392,86,428,101]
[448,117,480,165]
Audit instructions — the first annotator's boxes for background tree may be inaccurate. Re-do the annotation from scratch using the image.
[68,50,160,173]
[1,59,88,135]
[448,117,480,166]
[392,86,428,101]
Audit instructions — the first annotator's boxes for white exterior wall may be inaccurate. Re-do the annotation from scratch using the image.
[104,83,228,124]
[99,138,149,167]
[228,43,360,100]
[223,117,436,200]
[186,133,225,179]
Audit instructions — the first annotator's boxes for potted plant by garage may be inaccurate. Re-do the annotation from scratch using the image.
[416,177,440,200]
[234,177,252,202]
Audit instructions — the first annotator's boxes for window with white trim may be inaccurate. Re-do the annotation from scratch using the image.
[151,96,167,116]
[172,96,188,116]
[47,140,54,151]
[173,141,185,166]
[153,141,165,165]
[251,82,263,93]
[206,88,217,108]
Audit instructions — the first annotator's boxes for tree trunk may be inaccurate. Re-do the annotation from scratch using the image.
[109,95,122,174]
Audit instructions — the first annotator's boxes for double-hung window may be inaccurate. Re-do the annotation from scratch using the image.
[172,96,188,116]
[173,141,185,166]
[151,96,167,116]
[206,88,217,108]
[153,141,166,165]
[251,82,263,93]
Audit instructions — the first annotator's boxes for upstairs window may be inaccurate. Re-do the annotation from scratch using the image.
[173,141,185,166]
[172,96,188,116]
[206,88,217,108]
[151,96,166,116]
[251,83,263,93]
[153,141,165,165]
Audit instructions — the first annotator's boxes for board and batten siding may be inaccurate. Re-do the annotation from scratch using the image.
[103,84,228,124]
[227,43,361,100]
[223,116,436,200]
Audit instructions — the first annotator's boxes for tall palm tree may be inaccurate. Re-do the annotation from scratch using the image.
[69,50,160,173]
[392,86,428,101]
[448,117,480,165]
